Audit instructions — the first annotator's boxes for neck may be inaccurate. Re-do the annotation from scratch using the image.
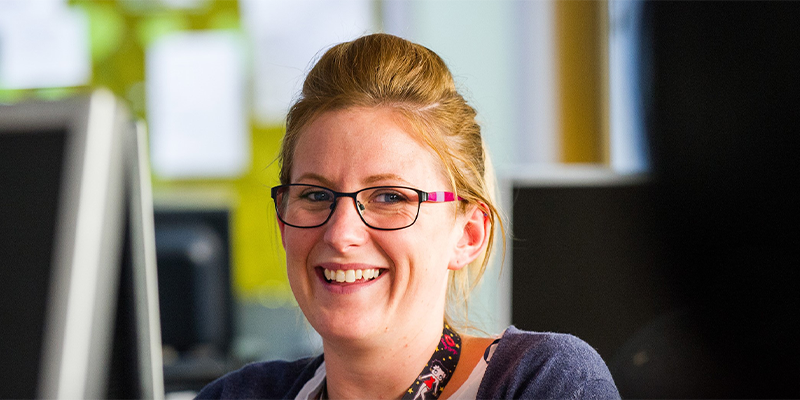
[322,322,444,400]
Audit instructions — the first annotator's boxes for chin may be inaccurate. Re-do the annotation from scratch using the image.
[308,310,386,344]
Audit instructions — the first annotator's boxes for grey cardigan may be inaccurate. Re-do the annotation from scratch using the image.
[196,326,619,399]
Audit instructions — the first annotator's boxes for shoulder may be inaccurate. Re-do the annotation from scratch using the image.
[195,355,324,399]
[478,326,620,399]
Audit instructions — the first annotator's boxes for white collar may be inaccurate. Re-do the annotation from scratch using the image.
[294,341,499,400]
[295,361,326,400]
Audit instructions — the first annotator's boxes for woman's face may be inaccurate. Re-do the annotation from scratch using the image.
[280,107,468,344]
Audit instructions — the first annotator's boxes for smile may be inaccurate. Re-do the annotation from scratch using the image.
[323,268,382,283]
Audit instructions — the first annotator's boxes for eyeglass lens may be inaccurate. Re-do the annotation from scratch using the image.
[274,185,421,229]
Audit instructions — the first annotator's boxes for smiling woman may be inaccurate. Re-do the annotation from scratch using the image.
[197,33,619,400]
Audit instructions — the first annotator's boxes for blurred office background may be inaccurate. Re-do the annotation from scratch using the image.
[3,0,797,397]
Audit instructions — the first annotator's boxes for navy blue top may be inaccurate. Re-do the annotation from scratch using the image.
[197,326,619,399]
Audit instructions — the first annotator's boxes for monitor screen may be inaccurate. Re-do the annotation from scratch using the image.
[509,173,671,361]
[0,129,67,399]
[0,92,163,399]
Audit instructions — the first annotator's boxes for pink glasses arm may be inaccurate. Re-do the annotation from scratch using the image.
[425,191,463,202]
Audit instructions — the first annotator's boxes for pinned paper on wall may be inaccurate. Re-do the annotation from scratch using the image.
[0,0,65,16]
[239,0,376,124]
[0,1,91,89]
[146,32,250,179]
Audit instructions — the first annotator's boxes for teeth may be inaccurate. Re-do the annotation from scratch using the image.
[323,268,382,283]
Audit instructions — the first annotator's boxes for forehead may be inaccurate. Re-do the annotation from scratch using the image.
[290,107,447,188]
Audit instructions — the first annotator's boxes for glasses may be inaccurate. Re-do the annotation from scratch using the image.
[271,184,461,230]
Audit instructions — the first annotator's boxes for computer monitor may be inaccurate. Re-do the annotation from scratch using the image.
[0,90,164,399]
[154,207,234,393]
[506,168,670,361]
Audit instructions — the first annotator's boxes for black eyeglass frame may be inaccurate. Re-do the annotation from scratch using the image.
[270,183,461,231]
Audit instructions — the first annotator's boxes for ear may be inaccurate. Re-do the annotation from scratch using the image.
[448,204,490,271]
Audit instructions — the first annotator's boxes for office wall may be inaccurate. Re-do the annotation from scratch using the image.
[1,0,632,354]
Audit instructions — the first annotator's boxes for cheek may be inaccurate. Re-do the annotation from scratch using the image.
[410,212,459,259]
[283,230,319,300]
[387,231,439,266]
[282,230,316,268]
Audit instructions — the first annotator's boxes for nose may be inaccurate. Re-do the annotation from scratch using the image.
[323,196,369,252]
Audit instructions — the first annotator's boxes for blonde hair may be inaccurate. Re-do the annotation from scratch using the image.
[281,33,504,331]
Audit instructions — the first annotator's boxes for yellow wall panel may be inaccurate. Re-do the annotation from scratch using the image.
[556,0,609,164]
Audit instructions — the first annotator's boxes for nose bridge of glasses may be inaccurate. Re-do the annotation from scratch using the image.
[331,191,365,216]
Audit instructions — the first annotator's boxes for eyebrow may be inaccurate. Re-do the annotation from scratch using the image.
[362,173,412,186]
[293,173,413,187]
[294,173,333,187]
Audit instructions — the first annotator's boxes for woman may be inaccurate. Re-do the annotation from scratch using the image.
[198,33,618,399]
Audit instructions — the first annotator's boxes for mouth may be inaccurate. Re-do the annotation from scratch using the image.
[321,267,382,284]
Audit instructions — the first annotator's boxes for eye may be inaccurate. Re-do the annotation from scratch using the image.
[300,189,333,202]
[371,189,409,204]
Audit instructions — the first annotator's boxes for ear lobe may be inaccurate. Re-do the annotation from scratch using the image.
[448,205,490,271]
